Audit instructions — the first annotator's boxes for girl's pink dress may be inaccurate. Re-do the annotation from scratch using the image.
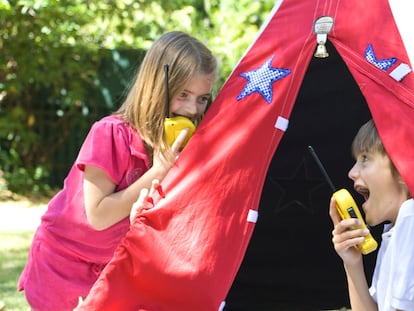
[18,115,149,310]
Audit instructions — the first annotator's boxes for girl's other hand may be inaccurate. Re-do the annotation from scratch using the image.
[130,179,160,224]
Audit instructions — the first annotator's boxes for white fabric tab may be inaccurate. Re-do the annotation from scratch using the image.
[275,116,289,131]
[316,33,327,44]
[218,301,226,311]
[389,63,412,81]
[247,209,259,223]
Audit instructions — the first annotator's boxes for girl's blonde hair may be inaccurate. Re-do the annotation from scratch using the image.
[116,31,217,159]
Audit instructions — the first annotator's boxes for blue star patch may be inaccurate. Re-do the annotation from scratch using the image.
[236,56,291,104]
[365,44,397,71]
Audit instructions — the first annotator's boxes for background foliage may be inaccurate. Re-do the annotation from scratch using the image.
[0,0,275,196]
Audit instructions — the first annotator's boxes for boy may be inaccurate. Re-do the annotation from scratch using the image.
[330,119,414,311]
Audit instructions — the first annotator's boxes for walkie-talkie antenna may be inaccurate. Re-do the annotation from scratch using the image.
[164,64,170,118]
[307,145,336,192]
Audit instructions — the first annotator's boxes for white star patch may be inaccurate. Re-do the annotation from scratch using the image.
[236,56,291,104]
[365,44,397,71]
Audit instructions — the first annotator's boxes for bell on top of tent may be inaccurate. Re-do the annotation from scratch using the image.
[313,16,334,58]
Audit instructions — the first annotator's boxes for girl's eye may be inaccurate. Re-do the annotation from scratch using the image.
[178,92,188,99]
[199,96,210,104]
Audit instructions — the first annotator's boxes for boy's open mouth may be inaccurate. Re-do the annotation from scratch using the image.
[355,185,370,202]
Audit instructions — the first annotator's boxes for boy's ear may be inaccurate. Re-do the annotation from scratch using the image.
[397,175,411,198]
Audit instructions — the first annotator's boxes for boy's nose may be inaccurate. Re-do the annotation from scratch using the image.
[348,163,358,181]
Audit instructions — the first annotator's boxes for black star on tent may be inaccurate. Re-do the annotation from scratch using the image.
[269,158,327,216]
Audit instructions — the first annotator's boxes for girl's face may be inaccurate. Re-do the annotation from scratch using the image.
[348,150,408,226]
[169,72,215,122]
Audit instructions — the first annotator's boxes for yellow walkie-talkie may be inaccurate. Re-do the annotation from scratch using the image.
[308,146,378,255]
[163,64,195,148]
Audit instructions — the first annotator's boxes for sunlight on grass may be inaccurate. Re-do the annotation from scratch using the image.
[0,230,34,311]
[0,208,351,311]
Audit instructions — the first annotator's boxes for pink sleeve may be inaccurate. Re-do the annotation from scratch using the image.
[75,118,133,185]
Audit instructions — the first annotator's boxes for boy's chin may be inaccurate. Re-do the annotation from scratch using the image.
[366,218,381,228]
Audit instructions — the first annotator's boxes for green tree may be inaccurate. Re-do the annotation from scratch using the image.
[0,0,275,196]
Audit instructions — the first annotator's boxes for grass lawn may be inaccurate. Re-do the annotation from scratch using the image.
[0,198,351,311]
[0,230,34,311]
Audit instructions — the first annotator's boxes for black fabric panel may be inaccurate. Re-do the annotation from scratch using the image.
[225,41,383,310]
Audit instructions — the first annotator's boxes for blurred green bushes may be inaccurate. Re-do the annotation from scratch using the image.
[0,0,274,195]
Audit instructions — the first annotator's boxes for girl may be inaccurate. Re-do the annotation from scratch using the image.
[330,119,414,311]
[18,31,217,311]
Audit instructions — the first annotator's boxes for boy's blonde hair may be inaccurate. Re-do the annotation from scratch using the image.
[352,119,398,177]
[351,119,386,158]
[116,31,217,159]
[352,119,411,198]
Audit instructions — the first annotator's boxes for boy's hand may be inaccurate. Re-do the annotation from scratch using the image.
[329,197,368,266]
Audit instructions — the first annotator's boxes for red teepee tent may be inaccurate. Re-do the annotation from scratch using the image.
[79,0,414,310]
